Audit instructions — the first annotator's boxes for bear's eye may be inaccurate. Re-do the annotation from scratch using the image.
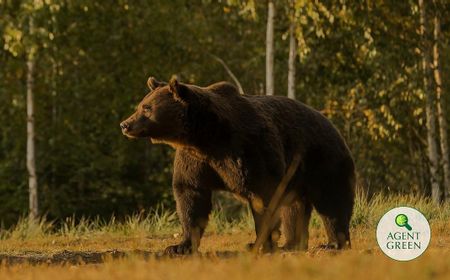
[143,105,152,114]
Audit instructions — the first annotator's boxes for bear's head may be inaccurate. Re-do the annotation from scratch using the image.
[120,76,205,146]
[120,77,186,142]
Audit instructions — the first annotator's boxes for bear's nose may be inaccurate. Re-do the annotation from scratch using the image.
[120,122,129,131]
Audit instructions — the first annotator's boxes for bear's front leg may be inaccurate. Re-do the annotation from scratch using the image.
[165,185,212,255]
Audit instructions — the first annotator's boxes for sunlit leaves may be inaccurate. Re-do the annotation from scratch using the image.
[3,24,23,57]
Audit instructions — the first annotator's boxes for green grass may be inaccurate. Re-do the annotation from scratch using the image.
[1,191,449,241]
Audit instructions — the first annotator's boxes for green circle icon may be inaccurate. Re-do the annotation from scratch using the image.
[395,214,412,231]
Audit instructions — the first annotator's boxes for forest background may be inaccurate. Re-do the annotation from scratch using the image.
[1,0,449,228]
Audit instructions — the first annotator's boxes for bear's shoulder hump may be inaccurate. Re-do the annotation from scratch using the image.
[207,81,240,97]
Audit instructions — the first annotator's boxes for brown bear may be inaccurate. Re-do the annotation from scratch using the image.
[120,77,355,254]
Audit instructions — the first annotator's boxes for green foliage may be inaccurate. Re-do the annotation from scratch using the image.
[1,0,267,227]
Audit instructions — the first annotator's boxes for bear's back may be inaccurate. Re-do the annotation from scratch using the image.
[189,82,350,163]
[243,94,351,161]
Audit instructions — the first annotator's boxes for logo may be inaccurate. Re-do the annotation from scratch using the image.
[376,207,431,261]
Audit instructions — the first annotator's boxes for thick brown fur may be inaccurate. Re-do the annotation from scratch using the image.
[121,77,355,254]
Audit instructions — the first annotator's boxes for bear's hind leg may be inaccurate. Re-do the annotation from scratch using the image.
[319,214,351,250]
[247,207,281,253]
[281,200,312,251]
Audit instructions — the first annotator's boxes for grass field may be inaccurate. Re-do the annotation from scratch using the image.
[0,193,449,280]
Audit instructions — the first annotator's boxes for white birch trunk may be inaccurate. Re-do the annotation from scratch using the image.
[266,0,275,96]
[27,16,38,221]
[419,0,441,203]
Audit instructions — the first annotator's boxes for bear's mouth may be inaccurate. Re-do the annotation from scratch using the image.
[122,129,144,139]
[121,129,134,138]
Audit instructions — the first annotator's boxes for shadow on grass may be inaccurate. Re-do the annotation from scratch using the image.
[0,250,244,265]
[0,247,366,266]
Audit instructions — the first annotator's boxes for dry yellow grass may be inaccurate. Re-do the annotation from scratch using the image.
[0,251,449,280]
[0,194,449,280]
[0,225,449,280]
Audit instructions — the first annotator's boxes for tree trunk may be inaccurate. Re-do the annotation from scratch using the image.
[50,1,59,193]
[419,0,441,203]
[432,0,449,201]
[27,16,38,221]
[266,0,275,96]
[287,14,296,100]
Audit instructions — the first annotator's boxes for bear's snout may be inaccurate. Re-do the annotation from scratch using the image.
[120,117,146,138]
[120,121,130,133]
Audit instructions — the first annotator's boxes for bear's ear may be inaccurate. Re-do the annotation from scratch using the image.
[169,77,192,103]
[147,77,166,91]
